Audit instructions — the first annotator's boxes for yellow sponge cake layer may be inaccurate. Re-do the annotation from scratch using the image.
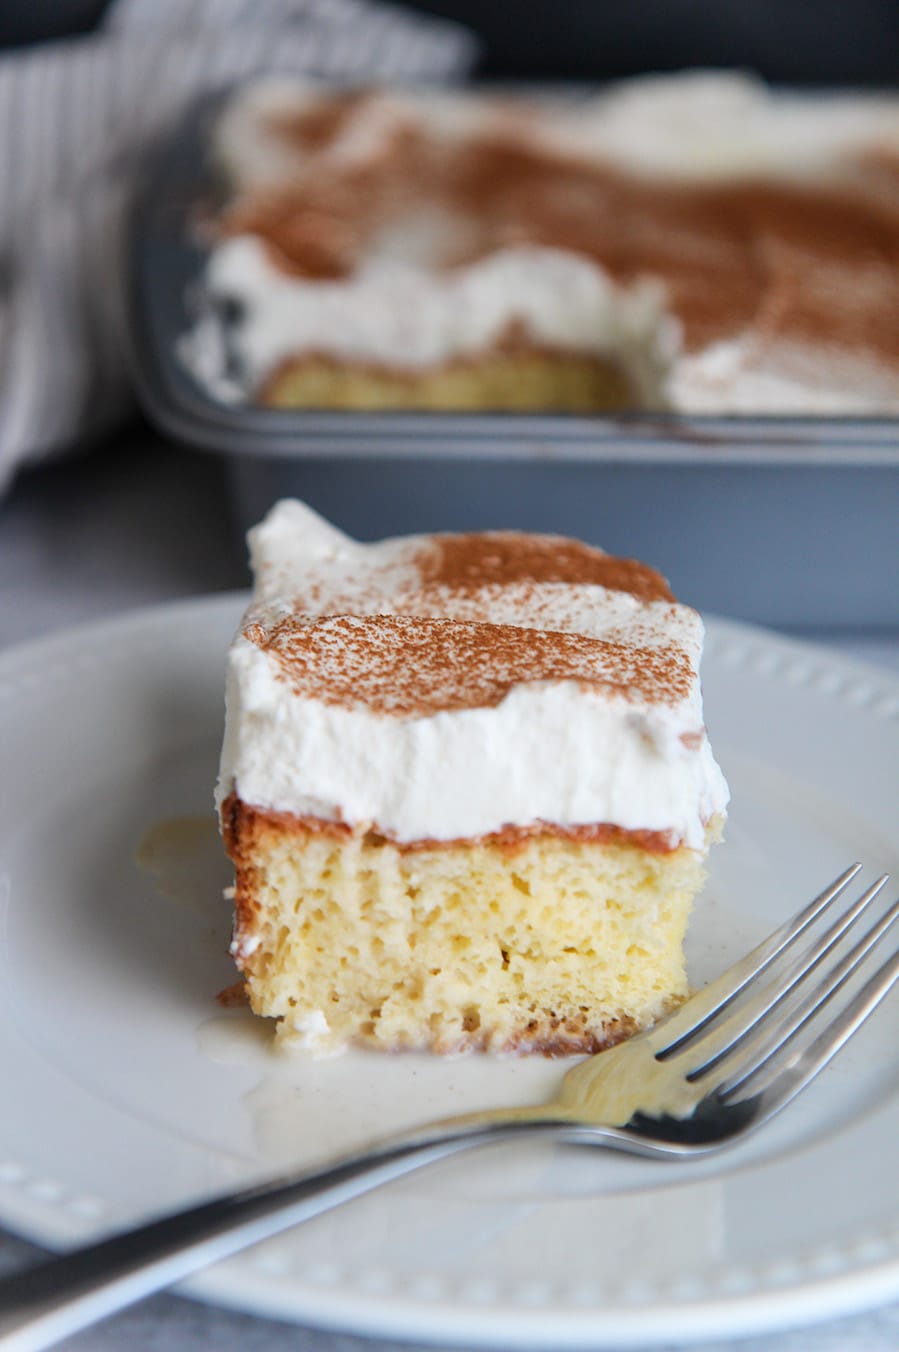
[261,349,637,413]
[225,797,722,1055]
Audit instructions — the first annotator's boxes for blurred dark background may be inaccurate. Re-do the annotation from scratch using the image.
[2,0,898,83]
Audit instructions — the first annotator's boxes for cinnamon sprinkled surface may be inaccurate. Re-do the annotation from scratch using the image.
[219,90,899,371]
[268,91,371,152]
[247,612,690,717]
[416,532,675,601]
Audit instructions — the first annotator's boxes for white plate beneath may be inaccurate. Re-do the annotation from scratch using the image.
[1,596,898,1348]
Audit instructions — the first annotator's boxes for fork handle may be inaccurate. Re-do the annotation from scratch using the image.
[0,1117,565,1352]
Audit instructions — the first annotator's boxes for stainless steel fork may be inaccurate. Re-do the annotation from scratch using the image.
[2,864,897,1352]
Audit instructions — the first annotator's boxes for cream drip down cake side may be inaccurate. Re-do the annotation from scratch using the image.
[216,501,729,1055]
[186,73,899,415]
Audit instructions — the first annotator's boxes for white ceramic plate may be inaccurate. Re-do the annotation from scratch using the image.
[1,596,898,1348]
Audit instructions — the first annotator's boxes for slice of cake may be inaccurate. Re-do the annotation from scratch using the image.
[216,500,729,1055]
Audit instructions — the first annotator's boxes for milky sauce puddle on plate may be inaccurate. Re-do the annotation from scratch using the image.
[137,816,316,1159]
[136,814,232,918]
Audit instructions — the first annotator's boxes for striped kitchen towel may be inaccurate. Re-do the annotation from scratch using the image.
[0,0,476,492]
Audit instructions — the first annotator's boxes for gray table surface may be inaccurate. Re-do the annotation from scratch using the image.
[1,430,897,1352]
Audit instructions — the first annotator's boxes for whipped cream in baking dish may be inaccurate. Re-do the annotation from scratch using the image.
[184,71,899,414]
[197,238,676,403]
[216,71,899,189]
[216,501,729,848]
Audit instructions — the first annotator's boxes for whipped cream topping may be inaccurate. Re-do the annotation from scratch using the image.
[535,73,899,182]
[217,501,729,849]
[216,73,899,190]
[184,72,899,415]
[193,237,676,405]
[671,340,899,415]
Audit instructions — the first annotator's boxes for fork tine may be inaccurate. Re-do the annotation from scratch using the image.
[652,862,862,1058]
[717,943,899,1119]
[701,890,899,1094]
[681,875,891,1079]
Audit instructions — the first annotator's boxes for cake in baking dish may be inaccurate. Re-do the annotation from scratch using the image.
[215,500,729,1055]
[184,72,899,415]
